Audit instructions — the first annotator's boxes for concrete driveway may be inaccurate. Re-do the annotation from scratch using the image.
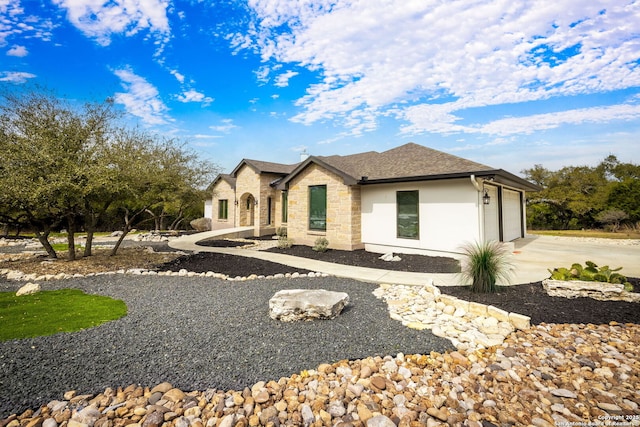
[510,234,640,284]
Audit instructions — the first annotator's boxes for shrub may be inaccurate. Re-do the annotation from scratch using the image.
[312,237,329,252]
[459,241,513,293]
[276,226,288,237]
[595,209,629,232]
[277,236,293,249]
[548,261,632,290]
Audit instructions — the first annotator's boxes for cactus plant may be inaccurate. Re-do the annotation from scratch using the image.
[548,261,631,290]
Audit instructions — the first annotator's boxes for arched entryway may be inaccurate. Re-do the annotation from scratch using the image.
[239,193,256,226]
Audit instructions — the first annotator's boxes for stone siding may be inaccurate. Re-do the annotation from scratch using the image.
[213,165,286,236]
[211,180,236,230]
[286,164,363,250]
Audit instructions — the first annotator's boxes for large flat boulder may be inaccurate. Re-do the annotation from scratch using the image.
[543,279,640,303]
[269,289,349,321]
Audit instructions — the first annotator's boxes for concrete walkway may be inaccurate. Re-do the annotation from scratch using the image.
[169,229,640,287]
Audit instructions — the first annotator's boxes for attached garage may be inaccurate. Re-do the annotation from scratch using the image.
[483,185,525,243]
[502,188,523,241]
[483,185,500,242]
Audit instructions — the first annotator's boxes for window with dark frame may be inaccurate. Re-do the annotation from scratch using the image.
[281,191,288,223]
[397,190,419,239]
[309,185,327,231]
[218,199,228,220]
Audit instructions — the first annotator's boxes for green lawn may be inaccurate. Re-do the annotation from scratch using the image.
[0,289,127,341]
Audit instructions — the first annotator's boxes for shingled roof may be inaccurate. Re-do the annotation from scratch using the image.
[277,143,540,191]
[318,143,494,180]
[208,173,237,190]
[211,143,539,192]
[231,159,299,176]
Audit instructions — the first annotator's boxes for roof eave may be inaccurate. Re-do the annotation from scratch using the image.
[277,157,358,190]
[358,170,541,192]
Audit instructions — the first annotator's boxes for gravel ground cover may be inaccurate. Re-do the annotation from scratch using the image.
[154,250,640,325]
[0,275,454,418]
[3,238,640,421]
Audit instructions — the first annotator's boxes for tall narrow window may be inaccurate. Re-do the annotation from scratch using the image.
[397,190,419,239]
[309,185,327,231]
[281,191,288,223]
[267,197,272,224]
[218,199,229,220]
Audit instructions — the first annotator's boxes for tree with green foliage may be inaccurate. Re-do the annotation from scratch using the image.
[0,88,117,259]
[595,209,629,232]
[522,155,639,230]
[106,132,216,256]
[0,87,218,259]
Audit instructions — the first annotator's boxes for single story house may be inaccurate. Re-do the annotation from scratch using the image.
[207,143,540,255]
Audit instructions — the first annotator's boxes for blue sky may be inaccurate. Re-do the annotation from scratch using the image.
[1,0,639,176]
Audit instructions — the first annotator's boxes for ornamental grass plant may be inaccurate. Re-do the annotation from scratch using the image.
[459,240,514,293]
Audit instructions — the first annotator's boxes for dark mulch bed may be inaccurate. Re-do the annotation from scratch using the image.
[266,245,461,273]
[197,236,277,247]
[155,245,639,326]
[196,240,250,248]
[156,252,313,276]
[439,278,640,325]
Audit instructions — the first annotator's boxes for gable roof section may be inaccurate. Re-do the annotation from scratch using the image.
[321,143,493,180]
[278,143,540,191]
[231,159,299,176]
[209,173,236,190]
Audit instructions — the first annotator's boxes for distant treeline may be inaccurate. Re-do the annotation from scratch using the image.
[522,155,639,231]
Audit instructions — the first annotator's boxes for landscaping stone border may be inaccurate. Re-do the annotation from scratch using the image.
[374,281,531,352]
[0,268,329,283]
[542,278,640,303]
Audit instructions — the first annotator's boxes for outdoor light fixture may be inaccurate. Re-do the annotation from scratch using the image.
[483,189,491,205]
[255,199,259,206]
[234,200,238,206]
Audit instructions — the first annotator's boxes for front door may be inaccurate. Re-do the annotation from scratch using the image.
[240,194,255,226]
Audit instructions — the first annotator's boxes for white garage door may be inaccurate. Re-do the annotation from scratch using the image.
[502,189,522,242]
[483,186,500,242]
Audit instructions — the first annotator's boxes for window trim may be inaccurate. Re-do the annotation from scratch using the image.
[218,199,229,220]
[308,185,327,231]
[281,190,288,223]
[396,190,419,239]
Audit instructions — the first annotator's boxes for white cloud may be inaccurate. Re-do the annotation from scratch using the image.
[209,118,237,133]
[52,0,170,46]
[255,65,270,84]
[274,70,298,87]
[113,68,170,125]
[401,103,640,136]
[177,89,214,105]
[0,0,54,46]
[193,134,222,139]
[170,69,185,84]
[477,104,640,136]
[7,45,27,56]
[0,71,36,83]
[237,0,640,136]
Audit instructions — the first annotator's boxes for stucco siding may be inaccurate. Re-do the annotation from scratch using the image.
[361,179,481,254]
